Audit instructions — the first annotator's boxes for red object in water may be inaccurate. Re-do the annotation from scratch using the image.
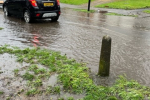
[32,36,39,47]
[33,36,39,43]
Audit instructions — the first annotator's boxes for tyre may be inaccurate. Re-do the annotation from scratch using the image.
[3,6,11,16]
[24,10,32,23]
[51,16,59,22]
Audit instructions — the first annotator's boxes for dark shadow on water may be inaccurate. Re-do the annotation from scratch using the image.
[3,14,59,24]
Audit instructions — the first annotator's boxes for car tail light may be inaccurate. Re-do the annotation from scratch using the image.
[58,11,61,15]
[36,13,40,17]
[29,0,37,7]
[56,0,60,6]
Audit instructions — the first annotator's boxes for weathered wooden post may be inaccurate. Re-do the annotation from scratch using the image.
[98,35,111,76]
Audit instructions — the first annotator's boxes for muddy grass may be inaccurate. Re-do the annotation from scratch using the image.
[0,45,150,100]
[0,47,85,100]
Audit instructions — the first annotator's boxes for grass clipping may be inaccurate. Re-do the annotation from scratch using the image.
[0,45,150,100]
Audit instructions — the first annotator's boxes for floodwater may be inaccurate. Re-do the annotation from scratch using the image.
[0,7,150,88]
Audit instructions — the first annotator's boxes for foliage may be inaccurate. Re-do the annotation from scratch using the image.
[95,0,150,10]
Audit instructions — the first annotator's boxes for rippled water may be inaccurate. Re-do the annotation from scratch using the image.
[0,8,150,87]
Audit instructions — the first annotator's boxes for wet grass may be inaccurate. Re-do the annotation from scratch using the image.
[59,0,94,5]
[0,91,4,95]
[105,12,138,17]
[95,0,150,10]
[0,45,150,99]
[0,27,3,30]
[74,9,95,13]
[13,69,19,76]
[22,72,35,81]
[143,10,150,14]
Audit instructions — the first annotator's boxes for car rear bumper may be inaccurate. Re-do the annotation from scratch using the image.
[31,10,60,19]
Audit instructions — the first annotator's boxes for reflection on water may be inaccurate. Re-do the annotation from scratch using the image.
[1,8,150,87]
[32,35,40,47]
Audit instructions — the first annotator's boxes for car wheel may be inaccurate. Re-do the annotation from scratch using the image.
[24,10,32,23]
[3,6,11,16]
[51,16,59,22]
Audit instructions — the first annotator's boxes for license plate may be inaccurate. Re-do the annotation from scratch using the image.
[44,3,53,7]
[43,13,57,17]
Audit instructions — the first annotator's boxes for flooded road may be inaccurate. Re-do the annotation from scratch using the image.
[0,7,150,87]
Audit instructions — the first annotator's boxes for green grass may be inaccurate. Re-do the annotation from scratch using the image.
[26,88,39,96]
[0,27,3,30]
[59,0,94,5]
[95,0,150,10]
[0,91,4,95]
[74,9,95,13]
[143,10,150,14]
[13,69,19,76]
[106,12,138,17]
[22,72,35,81]
[0,45,150,99]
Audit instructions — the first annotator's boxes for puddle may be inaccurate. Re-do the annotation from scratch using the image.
[0,53,85,99]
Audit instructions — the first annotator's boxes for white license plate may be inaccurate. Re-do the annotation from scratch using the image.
[43,13,57,18]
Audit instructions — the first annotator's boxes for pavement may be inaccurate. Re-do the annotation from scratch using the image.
[60,2,150,18]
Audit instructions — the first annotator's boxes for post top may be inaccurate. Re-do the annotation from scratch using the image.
[103,35,111,41]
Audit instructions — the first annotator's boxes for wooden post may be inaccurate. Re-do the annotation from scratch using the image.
[98,35,111,76]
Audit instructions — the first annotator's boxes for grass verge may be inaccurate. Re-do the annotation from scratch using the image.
[74,9,95,13]
[105,12,138,17]
[59,0,94,5]
[95,0,150,10]
[0,45,150,100]
[143,10,150,14]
